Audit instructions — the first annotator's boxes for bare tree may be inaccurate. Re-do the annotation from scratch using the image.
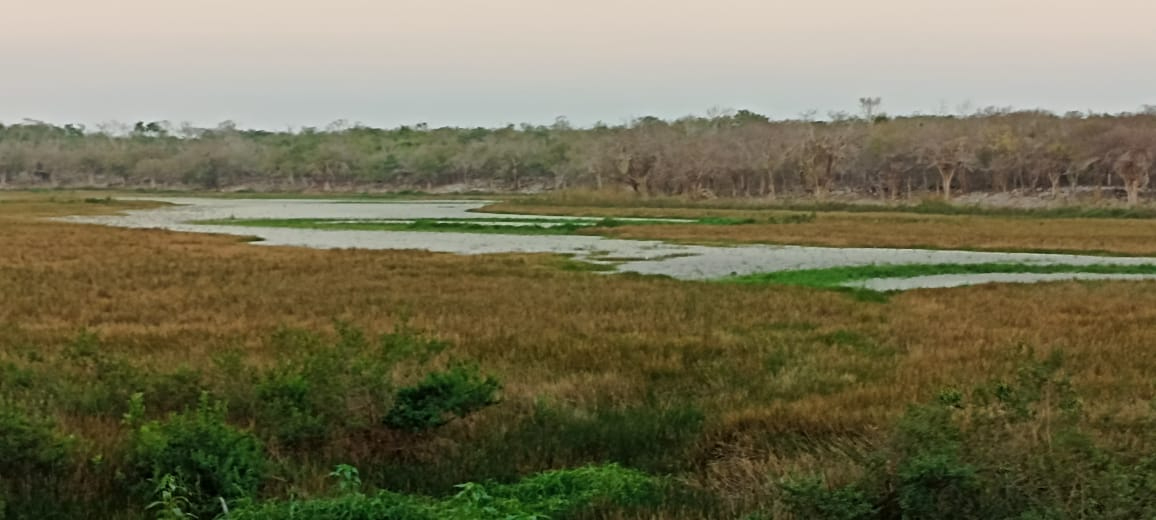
[859,97,883,122]
[1114,149,1152,207]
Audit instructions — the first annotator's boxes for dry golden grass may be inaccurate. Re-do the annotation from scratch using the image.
[486,202,1156,256]
[5,195,1156,513]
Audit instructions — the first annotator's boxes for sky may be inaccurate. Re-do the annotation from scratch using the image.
[2,0,1155,129]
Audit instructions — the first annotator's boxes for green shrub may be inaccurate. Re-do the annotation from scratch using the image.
[0,408,73,518]
[128,393,266,517]
[512,401,705,473]
[384,364,500,431]
[254,370,329,447]
[490,463,664,512]
[230,463,662,520]
[245,321,447,444]
[895,453,980,519]
[780,353,1156,519]
[779,475,875,520]
[59,331,148,416]
[0,409,71,476]
[145,368,206,415]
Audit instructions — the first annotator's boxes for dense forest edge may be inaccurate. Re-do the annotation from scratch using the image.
[2,103,1156,206]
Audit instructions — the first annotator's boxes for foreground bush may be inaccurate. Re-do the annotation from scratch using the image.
[778,353,1156,519]
[230,463,662,520]
[383,364,500,431]
[128,394,266,518]
[0,408,73,518]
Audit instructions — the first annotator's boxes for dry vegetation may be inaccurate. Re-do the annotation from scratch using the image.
[2,108,1155,208]
[3,196,1156,517]
[485,201,1156,256]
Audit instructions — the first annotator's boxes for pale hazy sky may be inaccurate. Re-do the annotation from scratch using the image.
[3,0,1155,129]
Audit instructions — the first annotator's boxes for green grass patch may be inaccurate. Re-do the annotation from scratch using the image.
[724,262,1156,290]
[231,463,665,520]
[193,215,766,235]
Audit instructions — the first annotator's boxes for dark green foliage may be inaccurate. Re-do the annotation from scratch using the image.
[366,400,704,494]
[894,453,979,519]
[128,394,266,518]
[509,401,705,473]
[781,353,1156,520]
[244,320,447,446]
[0,409,75,519]
[230,463,662,520]
[254,370,328,447]
[779,476,876,520]
[0,409,70,476]
[59,330,149,416]
[384,364,500,431]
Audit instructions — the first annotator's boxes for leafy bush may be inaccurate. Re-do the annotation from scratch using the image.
[128,393,266,517]
[780,352,1156,519]
[0,409,71,476]
[245,321,448,445]
[779,476,875,520]
[511,401,705,473]
[384,364,500,431]
[0,408,73,518]
[254,370,329,447]
[230,463,662,520]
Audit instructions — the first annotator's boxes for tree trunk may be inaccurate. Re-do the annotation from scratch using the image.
[1126,180,1140,207]
[1066,173,1079,200]
[886,172,901,201]
[937,163,957,201]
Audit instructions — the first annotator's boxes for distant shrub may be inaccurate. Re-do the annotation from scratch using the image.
[384,364,500,431]
[129,393,266,517]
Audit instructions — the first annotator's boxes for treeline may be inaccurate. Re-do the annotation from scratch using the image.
[1,107,1155,204]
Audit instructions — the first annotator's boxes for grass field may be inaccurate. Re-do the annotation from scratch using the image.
[4,193,1156,518]
[192,216,761,235]
[480,201,1156,256]
[725,262,1156,288]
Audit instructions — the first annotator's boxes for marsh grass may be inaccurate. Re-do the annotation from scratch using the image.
[482,201,1156,256]
[6,196,1156,517]
[503,189,1156,219]
[192,215,764,235]
[725,262,1156,289]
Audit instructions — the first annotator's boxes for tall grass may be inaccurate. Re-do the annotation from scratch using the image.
[725,262,1156,289]
[5,196,1156,517]
[482,200,1156,256]
[505,189,1156,219]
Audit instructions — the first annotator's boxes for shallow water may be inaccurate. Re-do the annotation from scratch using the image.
[62,198,1156,285]
[844,272,1156,291]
